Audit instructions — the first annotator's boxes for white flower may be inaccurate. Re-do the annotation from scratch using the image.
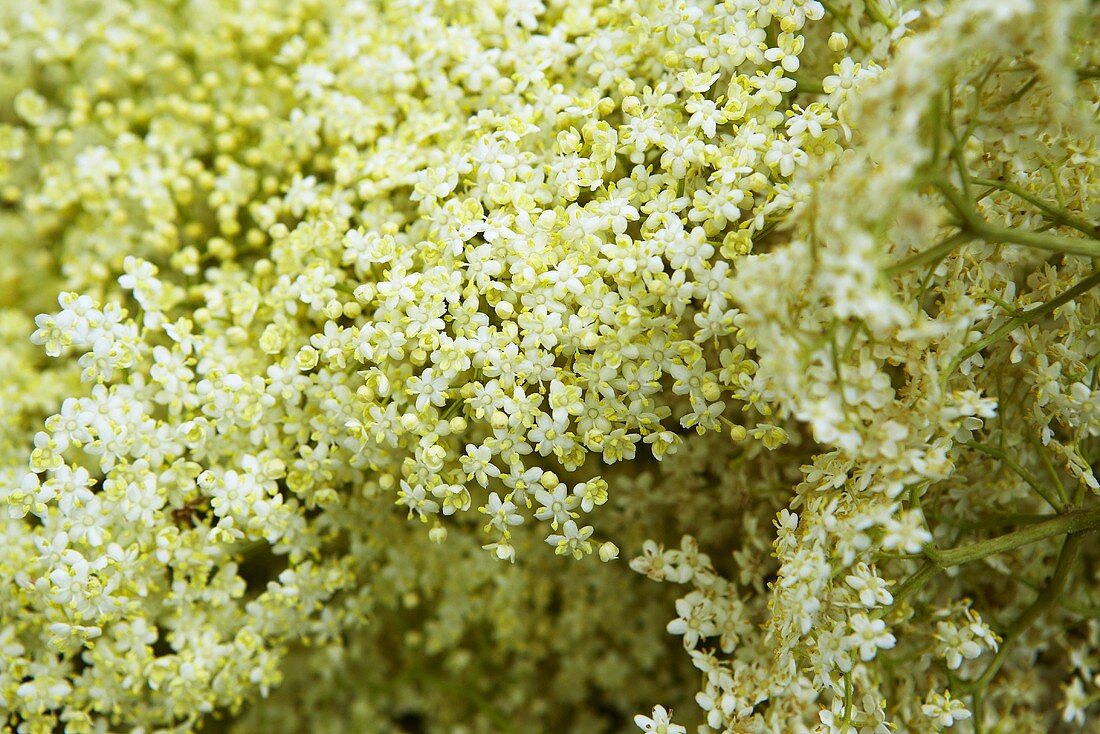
[123,474,166,525]
[481,492,523,534]
[935,621,983,670]
[922,690,971,727]
[533,483,577,529]
[685,96,726,139]
[881,510,933,554]
[634,705,686,734]
[846,613,896,661]
[1062,677,1090,725]
[406,367,450,411]
[461,444,500,487]
[845,563,893,608]
[665,592,717,649]
[544,520,594,559]
[397,480,440,521]
[764,137,808,178]
[719,21,766,67]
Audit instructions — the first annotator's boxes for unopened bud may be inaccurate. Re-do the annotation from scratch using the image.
[599,542,620,563]
[828,32,849,52]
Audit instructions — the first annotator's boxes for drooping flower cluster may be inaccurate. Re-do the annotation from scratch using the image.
[0,0,1097,732]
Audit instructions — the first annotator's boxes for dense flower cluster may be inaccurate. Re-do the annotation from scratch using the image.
[0,0,1097,732]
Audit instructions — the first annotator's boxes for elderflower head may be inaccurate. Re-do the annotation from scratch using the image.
[0,0,1097,732]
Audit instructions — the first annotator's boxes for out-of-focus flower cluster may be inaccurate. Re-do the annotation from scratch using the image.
[0,0,1096,732]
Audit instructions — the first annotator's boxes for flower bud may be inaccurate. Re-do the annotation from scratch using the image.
[599,542,619,563]
[295,345,318,371]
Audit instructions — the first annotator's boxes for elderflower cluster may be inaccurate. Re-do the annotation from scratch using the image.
[0,0,1097,732]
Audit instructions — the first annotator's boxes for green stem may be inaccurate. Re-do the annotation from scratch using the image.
[929,92,944,167]
[865,0,896,29]
[945,270,1100,385]
[970,177,1099,237]
[984,562,1100,619]
[1059,598,1100,619]
[752,221,777,244]
[960,533,1083,693]
[1028,432,1068,506]
[934,511,1058,531]
[843,672,854,726]
[946,62,998,188]
[977,221,1100,257]
[924,507,1100,569]
[1005,74,1039,105]
[877,550,925,561]
[792,76,826,95]
[883,516,1067,621]
[945,96,974,205]
[1087,349,1100,382]
[933,179,1100,258]
[878,508,1093,619]
[960,441,1066,512]
[885,230,974,276]
[881,561,940,618]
